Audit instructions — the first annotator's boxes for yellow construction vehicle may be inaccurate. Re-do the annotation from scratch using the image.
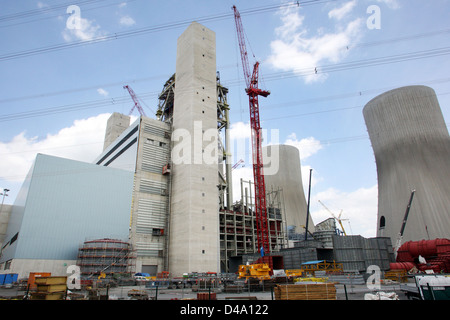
[238,264,271,280]
[285,269,303,278]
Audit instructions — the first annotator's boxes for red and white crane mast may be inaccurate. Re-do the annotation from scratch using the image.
[232,5,271,255]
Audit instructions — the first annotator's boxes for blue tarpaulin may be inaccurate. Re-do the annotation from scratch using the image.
[301,260,324,265]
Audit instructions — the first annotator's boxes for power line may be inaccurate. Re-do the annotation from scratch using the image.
[0,0,107,23]
[0,0,140,29]
[0,1,332,62]
[1,24,448,105]
[1,75,449,124]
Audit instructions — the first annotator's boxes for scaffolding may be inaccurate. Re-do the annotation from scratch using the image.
[219,179,288,273]
[76,238,135,277]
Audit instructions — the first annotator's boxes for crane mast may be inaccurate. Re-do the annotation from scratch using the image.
[123,85,147,117]
[232,5,271,254]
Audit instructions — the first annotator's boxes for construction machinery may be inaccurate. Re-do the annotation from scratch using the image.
[394,190,416,259]
[123,85,147,116]
[232,5,271,259]
[238,264,271,280]
[318,200,348,236]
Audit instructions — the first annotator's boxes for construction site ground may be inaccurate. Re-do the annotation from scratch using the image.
[0,282,410,300]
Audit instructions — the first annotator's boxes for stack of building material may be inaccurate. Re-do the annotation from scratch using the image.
[197,292,217,300]
[31,276,67,300]
[274,283,336,300]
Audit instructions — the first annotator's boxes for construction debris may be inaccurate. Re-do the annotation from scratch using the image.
[364,292,399,300]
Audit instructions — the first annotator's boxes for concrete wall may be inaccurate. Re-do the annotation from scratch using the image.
[169,22,219,276]
[6,259,77,279]
[363,85,450,243]
[263,144,314,235]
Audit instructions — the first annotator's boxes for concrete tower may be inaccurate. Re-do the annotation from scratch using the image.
[169,22,219,276]
[363,85,450,243]
[103,112,130,151]
[263,144,315,236]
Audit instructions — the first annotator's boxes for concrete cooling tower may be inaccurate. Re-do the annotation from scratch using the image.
[363,85,450,243]
[263,144,315,235]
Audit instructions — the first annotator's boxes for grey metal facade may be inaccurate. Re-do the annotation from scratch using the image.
[332,235,394,272]
[0,154,134,264]
[95,115,171,273]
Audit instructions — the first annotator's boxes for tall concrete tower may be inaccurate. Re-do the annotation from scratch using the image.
[363,85,450,243]
[263,144,314,235]
[169,22,219,276]
[103,112,130,151]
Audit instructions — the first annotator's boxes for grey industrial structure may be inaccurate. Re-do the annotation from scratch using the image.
[363,86,450,243]
[3,22,448,281]
[0,154,134,277]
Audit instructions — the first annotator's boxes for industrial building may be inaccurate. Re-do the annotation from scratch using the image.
[1,20,448,291]
[0,154,134,278]
[363,85,450,244]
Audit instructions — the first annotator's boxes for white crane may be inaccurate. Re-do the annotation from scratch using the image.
[318,200,349,236]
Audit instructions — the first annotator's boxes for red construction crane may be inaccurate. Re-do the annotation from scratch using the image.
[232,5,271,255]
[123,85,147,117]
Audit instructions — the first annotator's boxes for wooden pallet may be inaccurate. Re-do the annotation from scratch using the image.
[274,283,336,300]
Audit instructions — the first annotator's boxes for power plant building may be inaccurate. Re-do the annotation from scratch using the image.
[0,154,134,277]
[1,21,349,280]
[363,85,450,244]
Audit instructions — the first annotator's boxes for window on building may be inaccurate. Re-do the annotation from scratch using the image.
[10,232,18,245]
[152,228,164,236]
[4,260,11,270]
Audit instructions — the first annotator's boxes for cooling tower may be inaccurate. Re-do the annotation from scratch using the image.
[363,85,450,243]
[263,144,315,235]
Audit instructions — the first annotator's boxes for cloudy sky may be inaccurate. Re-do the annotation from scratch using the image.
[1,0,449,238]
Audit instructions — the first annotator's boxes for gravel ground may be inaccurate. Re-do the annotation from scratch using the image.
[0,283,411,300]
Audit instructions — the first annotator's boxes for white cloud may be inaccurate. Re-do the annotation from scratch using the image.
[62,16,105,42]
[119,15,136,26]
[0,113,111,183]
[328,0,357,20]
[284,133,322,160]
[97,88,109,97]
[268,5,364,83]
[229,121,251,141]
[310,185,378,237]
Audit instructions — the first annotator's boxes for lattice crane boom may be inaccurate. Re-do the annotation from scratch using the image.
[232,5,271,254]
[123,85,147,117]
